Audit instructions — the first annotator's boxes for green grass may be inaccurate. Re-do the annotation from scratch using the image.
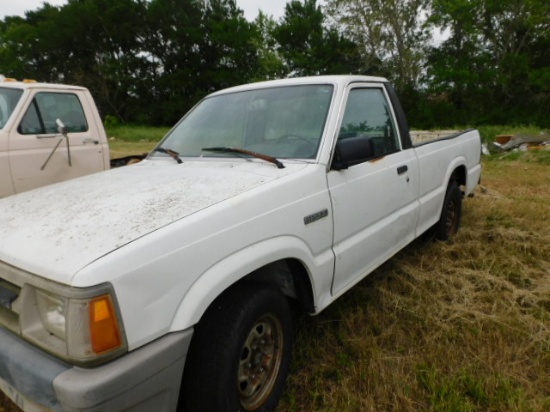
[485,149,550,165]
[476,125,550,165]
[105,124,170,143]
[416,364,531,412]
[105,125,168,159]
[476,125,547,143]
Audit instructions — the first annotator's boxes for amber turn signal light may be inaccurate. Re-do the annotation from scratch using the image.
[89,295,122,354]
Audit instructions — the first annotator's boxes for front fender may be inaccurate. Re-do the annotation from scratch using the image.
[169,235,334,331]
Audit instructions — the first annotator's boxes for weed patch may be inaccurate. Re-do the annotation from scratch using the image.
[279,158,550,412]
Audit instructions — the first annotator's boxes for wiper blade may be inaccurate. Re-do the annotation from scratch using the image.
[153,147,183,164]
[202,147,285,169]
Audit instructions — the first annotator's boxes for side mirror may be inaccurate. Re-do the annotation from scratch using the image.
[331,135,375,170]
[56,118,68,135]
[41,119,72,170]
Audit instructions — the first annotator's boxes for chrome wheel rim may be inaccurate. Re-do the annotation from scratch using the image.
[237,314,283,410]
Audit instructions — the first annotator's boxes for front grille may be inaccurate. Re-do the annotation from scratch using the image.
[0,278,19,310]
[0,262,23,333]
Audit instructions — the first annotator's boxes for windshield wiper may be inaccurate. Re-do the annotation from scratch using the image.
[202,147,285,169]
[153,147,183,164]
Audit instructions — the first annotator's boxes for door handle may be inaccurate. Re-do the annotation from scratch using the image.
[397,165,408,175]
[83,138,99,145]
[36,134,60,139]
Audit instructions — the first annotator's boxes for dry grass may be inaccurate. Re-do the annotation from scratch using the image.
[1,156,549,412]
[279,159,550,411]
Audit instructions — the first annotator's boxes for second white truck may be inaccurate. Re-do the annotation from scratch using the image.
[0,75,481,412]
[0,79,112,198]
[0,78,146,199]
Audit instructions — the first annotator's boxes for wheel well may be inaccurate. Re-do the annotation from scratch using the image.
[186,259,315,333]
[451,165,467,187]
[239,259,315,313]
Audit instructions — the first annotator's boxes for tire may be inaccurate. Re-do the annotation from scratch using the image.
[180,282,293,412]
[435,180,462,241]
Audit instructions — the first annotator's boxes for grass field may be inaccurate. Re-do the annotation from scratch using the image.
[1,129,549,412]
[277,156,550,411]
[105,124,169,158]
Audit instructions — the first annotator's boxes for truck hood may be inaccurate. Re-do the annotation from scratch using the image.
[0,160,303,283]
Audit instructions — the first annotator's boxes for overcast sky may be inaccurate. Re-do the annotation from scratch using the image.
[0,0,319,21]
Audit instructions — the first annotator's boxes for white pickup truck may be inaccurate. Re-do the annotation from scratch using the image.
[0,79,143,199]
[0,75,481,412]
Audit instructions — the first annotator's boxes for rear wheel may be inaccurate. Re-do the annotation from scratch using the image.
[435,181,462,240]
[181,282,293,412]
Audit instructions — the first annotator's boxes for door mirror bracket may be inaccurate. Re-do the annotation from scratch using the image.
[41,119,72,170]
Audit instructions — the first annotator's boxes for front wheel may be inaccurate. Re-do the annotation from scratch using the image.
[181,283,293,412]
[435,180,462,240]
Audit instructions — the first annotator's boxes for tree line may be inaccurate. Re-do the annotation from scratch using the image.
[1,0,548,128]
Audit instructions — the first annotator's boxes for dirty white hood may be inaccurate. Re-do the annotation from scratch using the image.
[0,159,296,283]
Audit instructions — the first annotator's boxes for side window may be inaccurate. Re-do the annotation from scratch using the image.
[18,92,88,135]
[339,88,400,157]
[19,101,43,134]
[0,88,24,130]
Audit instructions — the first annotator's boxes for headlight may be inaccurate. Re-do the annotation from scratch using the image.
[16,282,127,366]
[36,289,67,339]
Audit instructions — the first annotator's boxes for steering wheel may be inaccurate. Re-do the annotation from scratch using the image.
[277,134,316,158]
[277,134,311,144]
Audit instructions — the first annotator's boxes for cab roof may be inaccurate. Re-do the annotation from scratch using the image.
[0,78,88,92]
[210,75,389,97]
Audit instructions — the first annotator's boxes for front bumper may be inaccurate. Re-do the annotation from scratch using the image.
[0,327,193,411]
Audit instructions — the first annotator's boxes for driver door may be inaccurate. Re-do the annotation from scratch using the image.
[328,84,420,296]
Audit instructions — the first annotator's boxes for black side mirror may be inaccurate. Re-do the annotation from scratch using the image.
[331,136,375,170]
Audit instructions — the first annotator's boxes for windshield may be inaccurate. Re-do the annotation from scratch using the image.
[0,87,24,130]
[152,84,333,161]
